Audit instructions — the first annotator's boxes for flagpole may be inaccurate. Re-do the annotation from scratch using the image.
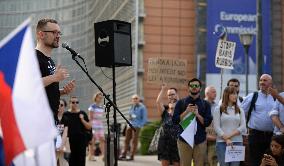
[34,147,40,166]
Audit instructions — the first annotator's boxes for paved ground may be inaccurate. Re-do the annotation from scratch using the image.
[86,155,159,166]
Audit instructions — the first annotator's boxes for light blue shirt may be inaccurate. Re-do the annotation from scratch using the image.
[269,92,284,135]
[241,91,274,132]
[208,100,218,115]
[129,103,148,128]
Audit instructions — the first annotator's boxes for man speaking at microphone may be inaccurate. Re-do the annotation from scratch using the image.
[35,18,75,122]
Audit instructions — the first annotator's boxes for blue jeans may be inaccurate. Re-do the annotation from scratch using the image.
[216,142,242,166]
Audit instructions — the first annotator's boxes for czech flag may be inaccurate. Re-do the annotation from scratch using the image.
[0,19,57,165]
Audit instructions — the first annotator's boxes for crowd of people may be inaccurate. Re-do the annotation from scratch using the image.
[34,17,284,166]
[151,76,284,166]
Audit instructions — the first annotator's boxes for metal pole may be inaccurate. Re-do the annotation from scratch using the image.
[112,65,118,166]
[220,68,223,100]
[245,45,249,95]
[220,33,227,99]
[256,0,262,81]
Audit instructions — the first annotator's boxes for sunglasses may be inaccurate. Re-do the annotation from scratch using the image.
[168,94,176,96]
[59,103,64,107]
[189,84,200,88]
[71,101,79,104]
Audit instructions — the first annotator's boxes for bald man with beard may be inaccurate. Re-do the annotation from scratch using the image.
[241,74,275,166]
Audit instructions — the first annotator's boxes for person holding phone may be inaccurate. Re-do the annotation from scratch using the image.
[173,78,212,166]
[156,84,180,166]
[260,135,284,166]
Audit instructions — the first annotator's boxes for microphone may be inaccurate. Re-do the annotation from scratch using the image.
[62,42,79,56]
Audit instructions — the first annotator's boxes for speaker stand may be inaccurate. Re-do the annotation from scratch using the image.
[112,65,119,166]
[69,52,134,166]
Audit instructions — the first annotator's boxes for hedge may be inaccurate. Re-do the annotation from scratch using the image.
[139,121,161,155]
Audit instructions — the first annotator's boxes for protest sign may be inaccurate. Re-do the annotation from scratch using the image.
[215,40,236,69]
[225,145,245,162]
[147,57,187,86]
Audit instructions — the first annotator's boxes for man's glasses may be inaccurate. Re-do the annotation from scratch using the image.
[71,101,79,104]
[43,30,63,37]
[189,84,200,88]
[168,94,176,96]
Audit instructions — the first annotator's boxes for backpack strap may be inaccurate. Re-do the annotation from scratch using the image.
[246,91,258,125]
[239,96,244,103]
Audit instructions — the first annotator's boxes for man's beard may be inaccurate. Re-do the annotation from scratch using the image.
[190,90,200,96]
[46,40,59,48]
[51,41,59,48]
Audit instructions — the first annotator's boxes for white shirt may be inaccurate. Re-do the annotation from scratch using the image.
[213,105,246,142]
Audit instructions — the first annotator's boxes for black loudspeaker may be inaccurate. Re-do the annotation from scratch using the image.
[94,20,132,67]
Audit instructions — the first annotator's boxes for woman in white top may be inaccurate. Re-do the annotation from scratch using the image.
[213,86,246,166]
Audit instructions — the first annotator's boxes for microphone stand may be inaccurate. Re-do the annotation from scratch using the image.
[70,53,135,166]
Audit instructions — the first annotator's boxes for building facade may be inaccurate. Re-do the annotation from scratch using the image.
[0,0,138,123]
[1,0,284,122]
[142,0,197,119]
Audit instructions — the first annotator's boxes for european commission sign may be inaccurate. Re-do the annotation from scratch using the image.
[206,0,271,98]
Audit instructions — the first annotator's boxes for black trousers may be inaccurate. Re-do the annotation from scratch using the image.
[248,129,273,166]
[69,136,87,166]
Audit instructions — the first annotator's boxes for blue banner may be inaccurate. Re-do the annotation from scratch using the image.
[206,0,271,74]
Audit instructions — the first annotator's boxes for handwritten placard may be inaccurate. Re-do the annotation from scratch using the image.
[215,40,236,69]
[225,145,245,162]
[147,57,187,86]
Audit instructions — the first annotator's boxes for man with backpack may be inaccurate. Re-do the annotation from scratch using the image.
[173,78,212,166]
[218,78,243,106]
[241,74,275,166]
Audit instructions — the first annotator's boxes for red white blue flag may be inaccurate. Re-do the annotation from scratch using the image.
[0,18,57,165]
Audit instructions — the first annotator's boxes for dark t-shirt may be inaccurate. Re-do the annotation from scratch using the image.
[36,50,59,117]
[62,110,89,138]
